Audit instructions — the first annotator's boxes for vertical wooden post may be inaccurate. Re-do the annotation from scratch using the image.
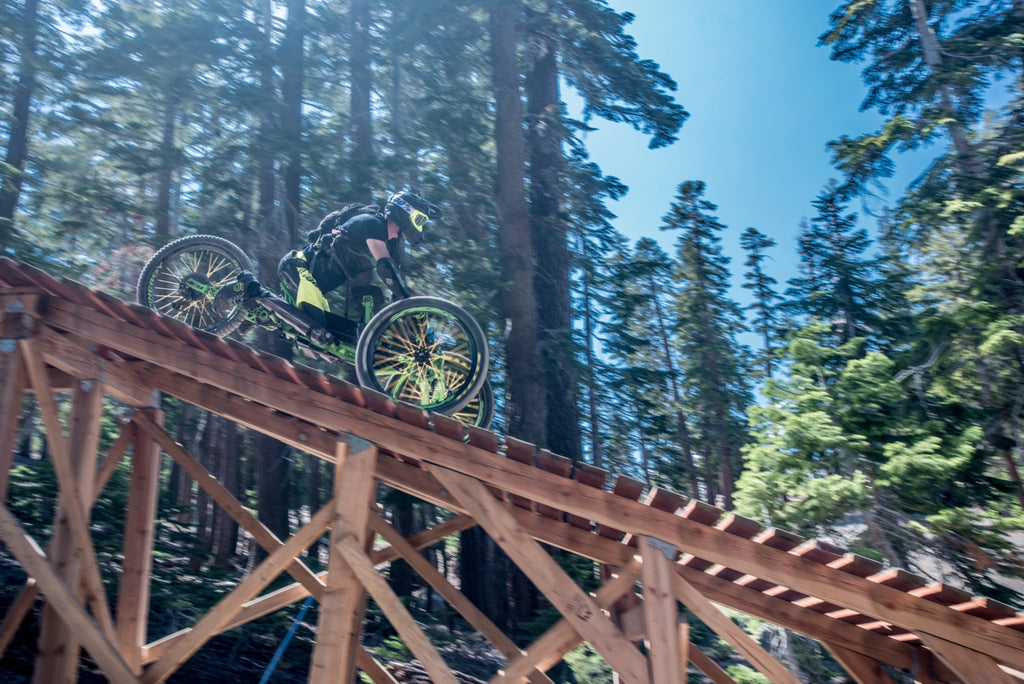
[309,437,377,684]
[0,341,26,500]
[639,536,684,684]
[116,407,164,674]
[32,379,104,684]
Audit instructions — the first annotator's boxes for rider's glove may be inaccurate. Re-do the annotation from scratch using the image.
[376,257,414,299]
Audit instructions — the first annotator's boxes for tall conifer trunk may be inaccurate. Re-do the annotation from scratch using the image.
[0,0,40,237]
[526,8,582,463]
[491,0,546,445]
[349,0,373,199]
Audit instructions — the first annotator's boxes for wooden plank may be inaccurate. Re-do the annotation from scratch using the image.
[140,501,334,684]
[310,439,378,684]
[369,511,552,684]
[752,527,804,551]
[504,438,537,511]
[0,502,137,683]
[116,408,163,674]
[918,632,1018,684]
[673,572,801,684]
[567,461,606,529]
[640,537,683,684]
[431,466,649,683]
[536,451,572,520]
[336,535,459,684]
[495,562,642,683]
[679,499,722,525]
[791,539,845,565]
[595,475,645,540]
[824,643,899,684]
[431,412,467,442]
[951,597,1019,621]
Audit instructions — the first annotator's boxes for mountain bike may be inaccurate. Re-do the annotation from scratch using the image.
[137,235,492,427]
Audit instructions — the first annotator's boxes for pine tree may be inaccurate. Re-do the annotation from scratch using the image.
[603,238,693,490]
[661,181,752,506]
[740,226,782,380]
[785,180,886,348]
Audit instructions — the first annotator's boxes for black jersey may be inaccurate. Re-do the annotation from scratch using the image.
[304,213,395,292]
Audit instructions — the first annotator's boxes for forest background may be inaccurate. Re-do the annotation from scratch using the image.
[2,0,1024,681]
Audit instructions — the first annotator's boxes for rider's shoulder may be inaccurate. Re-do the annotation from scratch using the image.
[342,212,386,239]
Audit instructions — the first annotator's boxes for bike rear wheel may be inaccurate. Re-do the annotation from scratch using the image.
[137,234,253,337]
[450,378,494,430]
[355,296,488,414]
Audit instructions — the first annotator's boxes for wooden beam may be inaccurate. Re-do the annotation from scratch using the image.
[825,643,899,684]
[0,502,137,683]
[431,465,649,684]
[370,513,477,566]
[41,328,157,407]
[132,412,326,598]
[356,648,401,684]
[336,535,458,684]
[0,340,26,500]
[33,377,106,684]
[493,561,643,684]
[688,645,736,684]
[639,536,684,684]
[310,439,378,684]
[94,419,135,495]
[0,577,37,659]
[673,571,800,684]
[140,501,334,684]
[116,408,163,674]
[19,338,115,641]
[917,632,1018,684]
[369,511,553,684]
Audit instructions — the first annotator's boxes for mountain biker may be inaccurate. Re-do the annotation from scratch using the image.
[215,190,441,343]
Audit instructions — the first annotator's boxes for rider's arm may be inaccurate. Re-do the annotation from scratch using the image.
[368,238,413,299]
[367,238,389,262]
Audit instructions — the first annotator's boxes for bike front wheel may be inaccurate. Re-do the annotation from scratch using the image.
[355,296,489,414]
[137,234,253,337]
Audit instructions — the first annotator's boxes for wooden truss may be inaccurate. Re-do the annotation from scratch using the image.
[2,257,1024,683]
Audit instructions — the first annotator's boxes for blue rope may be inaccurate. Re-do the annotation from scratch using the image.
[258,595,314,684]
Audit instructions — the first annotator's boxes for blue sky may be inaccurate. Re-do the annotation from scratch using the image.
[571,1,932,300]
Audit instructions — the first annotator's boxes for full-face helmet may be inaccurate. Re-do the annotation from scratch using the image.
[384,191,441,245]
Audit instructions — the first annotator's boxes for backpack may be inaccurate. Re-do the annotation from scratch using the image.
[306,203,380,245]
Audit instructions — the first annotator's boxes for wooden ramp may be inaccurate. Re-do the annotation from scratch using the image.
[1,256,1024,683]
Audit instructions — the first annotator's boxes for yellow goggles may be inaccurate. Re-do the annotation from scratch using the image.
[409,207,429,230]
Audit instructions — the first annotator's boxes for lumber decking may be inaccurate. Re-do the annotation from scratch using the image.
[2,256,1024,683]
